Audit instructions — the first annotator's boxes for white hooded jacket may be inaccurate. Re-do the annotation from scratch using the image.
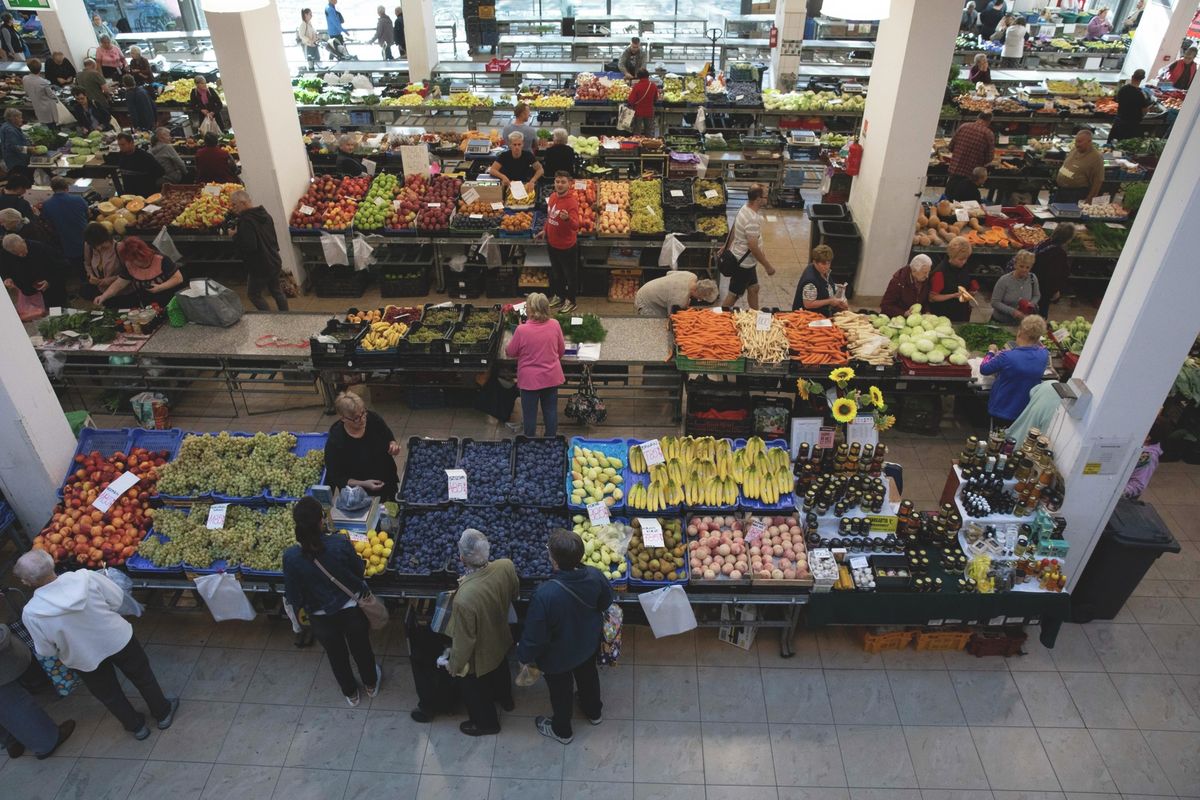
[22,571,133,672]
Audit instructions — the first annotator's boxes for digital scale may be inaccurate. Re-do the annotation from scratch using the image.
[465,138,493,156]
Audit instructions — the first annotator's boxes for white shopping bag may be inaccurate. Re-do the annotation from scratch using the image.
[101,568,144,618]
[153,227,183,262]
[659,233,686,270]
[351,233,375,271]
[694,105,707,134]
[637,585,697,638]
[194,573,256,622]
[320,231,349,266]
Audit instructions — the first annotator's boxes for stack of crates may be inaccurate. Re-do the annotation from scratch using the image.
[464,0,498,53]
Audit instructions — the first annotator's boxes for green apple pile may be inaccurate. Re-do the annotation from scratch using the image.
[353,173,399,230]
[870,305,970,365]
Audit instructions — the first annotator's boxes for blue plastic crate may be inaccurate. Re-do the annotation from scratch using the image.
[128,428,185,461]
[126,530,184,577]
[240,566,285,580]
[622,472,683,515]
[185,559,238,576]
[263,432,329,503]
[626,515,689,589]
[59,428,134,496]
[732,438,794,511]
[566,437,628,512]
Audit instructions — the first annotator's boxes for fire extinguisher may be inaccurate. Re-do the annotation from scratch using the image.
[845,138,863,176]
[769,25,778,48]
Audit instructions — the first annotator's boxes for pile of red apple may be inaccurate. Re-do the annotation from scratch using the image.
[289,175,342,229]
[340,175,371,200]
[33,447,170,569]
[386,174,431,231]
[415,175,463,232]
[574,74,608,101]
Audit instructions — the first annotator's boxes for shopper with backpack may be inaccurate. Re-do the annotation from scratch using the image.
[517,529,614,744]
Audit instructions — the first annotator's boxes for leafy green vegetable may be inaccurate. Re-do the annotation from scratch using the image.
[1087,222,1128,251]
[956,323,1013,353]
[554,313,606,343]
[1122,182,1148,214]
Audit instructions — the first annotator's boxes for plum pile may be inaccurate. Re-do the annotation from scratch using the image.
[395,507,459,573]
[481,506,563,578]
[458,440,512,504]
[396,505,563,577]
[400,438,459,505]
[511,437,566,506]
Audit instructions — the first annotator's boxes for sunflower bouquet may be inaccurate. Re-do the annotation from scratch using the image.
[796,368,895,433]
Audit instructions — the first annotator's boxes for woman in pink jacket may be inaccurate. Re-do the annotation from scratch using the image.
[505,292,565,437]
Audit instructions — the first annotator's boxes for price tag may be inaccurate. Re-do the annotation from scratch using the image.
[807,319,833,328]
[91,470,140,513]
[570,316,584,325]
[988,615,1006,626]
[710,307,723,313]
[644,205,657,215]
[470,213,483,219]
[74,178,93,188]
[756,311,772,331]
[1093,193,1111,206]
[1042,221,1058,230]
[348,530,368,543]
[575,181,586,190]
[446,468,468,500]
[491,201,504,210]
[510,182,528,200]
[362,158,378,176]
[638,517,663,546]
[48,306,63,317]
[746,518,767,543]
[735,95,745,101]
[1104,222,1124,229]
[818,427,836,449]
[462,187,480,204]
[790,418,823,456]
[847,415,879,447]
[206,503,229,530]
[867,515,899,533]
[670,189,684,197]
[202,184,222,195]
[998,135,1010,144]
[704,189,718,199]
[1004,615,1025,624]
[427,202,441,208]
[765,215,778,222]
[374,196,386,206]
[587,501,611,525]
[928,618,944,627]
[143,204,161,214]
[1062,23,1076,35]
[605,203,619,213]
[955,208,970,223]
[639,439,665,466]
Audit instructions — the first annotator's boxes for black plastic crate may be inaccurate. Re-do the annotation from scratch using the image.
[379,267,431,298]
[312,265,369,298]
[485,266,519,297]
[685,413,753,439]
[816,219,861,269]
[398,321,452,365]
[309,319,365,369]
[807,203,849,221]
[447,266,485,300]
[663,179,694,209]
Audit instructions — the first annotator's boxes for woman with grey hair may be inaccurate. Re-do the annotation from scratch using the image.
[95,34,127,79]
[336,133,367,176]
[541,127,576,178]
[880,253,933,317]
[444,529,519,736]
[0,107,30,172]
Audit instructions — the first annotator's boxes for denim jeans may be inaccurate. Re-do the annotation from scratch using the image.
[520,387,558,437]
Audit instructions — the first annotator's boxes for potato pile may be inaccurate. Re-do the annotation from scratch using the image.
[912,200,986,247]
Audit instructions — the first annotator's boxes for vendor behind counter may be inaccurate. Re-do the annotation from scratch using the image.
[488,131,543,196]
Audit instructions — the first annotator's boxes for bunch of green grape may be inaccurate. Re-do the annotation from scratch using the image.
[157,432,323,499]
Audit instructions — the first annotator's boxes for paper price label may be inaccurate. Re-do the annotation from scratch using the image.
[446,468,468,500]
[49,306,63,317]
[1094,193,1111,206]
[756,311,772,331]
[575,181,586,190]
[587,501,611,525]
[1051,327,1070,343]
[670,189,684,197]
[462,187,480,204]
[91,470,140,513]
[605,203,619,213]
[470,213,483,219]
[571,316,584,325]
[746,518,767,543]
[202,185,222,195]
[866,515,898,533]
[1104,222,1125,229]
[639,439,665,466]
[143,204,161,215]
[427,202,441,208]
[510,182,528,199]
[348,530,368,542]
[808,319,833,328]
[491,202,504,210]
[645,205,657,215]
[638,518,663,546]
[362,158,377,176]
[998,135,1010,144]
[206,503,229,530]
[374,197,386,206]
[735,94,745,101]
[954,208,970,223]
[818,427,836,449]
[704,189,718,199]
[710,307,723,314]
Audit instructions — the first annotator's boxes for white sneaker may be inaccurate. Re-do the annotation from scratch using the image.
[345,690,361,707]
[366,663,382,698]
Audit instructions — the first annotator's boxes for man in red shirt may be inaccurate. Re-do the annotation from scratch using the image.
[947,111,994,202]
[629,69,658,137]
[539,171,581,312]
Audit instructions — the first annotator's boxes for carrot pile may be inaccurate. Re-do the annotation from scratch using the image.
[670,308,743,360]
[776,310,849,365]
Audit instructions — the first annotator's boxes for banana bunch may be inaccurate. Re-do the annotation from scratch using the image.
[629,442,648,474]
[739,463,793,505]
[361,320,409,351]
[626,473,684,512]
[659,435,733,464]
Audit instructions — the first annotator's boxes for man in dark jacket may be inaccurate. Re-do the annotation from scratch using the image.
[393,7,406,57]
[517,529,613,744]
[979,0,1006,40]
[230,190,289,311]
[113,133,163,197]
[121,75,156,131]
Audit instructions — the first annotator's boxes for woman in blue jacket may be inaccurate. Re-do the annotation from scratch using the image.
[980,314,1050,430]
[517,529,613,744]
[282,497,380,707]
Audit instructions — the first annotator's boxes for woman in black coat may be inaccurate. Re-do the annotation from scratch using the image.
[188,75,224,131]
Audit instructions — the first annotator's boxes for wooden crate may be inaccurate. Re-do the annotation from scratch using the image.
[966,627,1028,658]
[914,628,972,652]
[861,627,915,654]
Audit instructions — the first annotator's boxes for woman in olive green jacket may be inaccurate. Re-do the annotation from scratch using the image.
[446,529,519,736]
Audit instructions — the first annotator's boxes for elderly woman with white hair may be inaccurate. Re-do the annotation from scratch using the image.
[324,391,401,499]
[127,46,154,85]
[95,34,127,79]
[444,528,519,737]
[487,130,543,196]
[188,74,223,131]
[541,127,576,178]
[880,254,933,317]
[336,133,367,176]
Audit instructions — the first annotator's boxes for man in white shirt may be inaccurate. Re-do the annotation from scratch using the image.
[722,184,777,310]
[16,550,179,740]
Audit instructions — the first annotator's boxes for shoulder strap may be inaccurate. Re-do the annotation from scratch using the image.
[550,578,600,611]
[313,555,358,600]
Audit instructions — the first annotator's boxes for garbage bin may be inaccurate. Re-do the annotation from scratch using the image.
[1070,498,1180,623]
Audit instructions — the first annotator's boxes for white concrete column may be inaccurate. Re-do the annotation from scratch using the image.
[40,0,99,67]
[204,0,311,283]
[1046,84,1200,589]
[1122,0,1198,80]
[0,299,76,537]
[770,0,806,91]
[403,0,438,82]
[847,0,961,296]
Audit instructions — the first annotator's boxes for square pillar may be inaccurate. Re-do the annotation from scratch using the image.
[402,0,438,82]
[39,1,98,67]
[1122,0,1197,80]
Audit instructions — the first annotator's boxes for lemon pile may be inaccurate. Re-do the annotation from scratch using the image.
[347,529,393,577]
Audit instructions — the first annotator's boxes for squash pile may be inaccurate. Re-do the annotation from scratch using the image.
[912,200,1014,249]
[93,193,161,235]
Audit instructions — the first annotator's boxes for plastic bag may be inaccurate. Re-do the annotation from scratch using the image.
[320,231,349,266]
[176,279,244,327]
[637,585,697,638]
[351,74,373,91]
[194,572,256,622]
[198,115,221,136]
[351,233,375,271]
[14,290,46,321]
[616,104,635,131]
[130,391,169,429]
[101,568,144,618]
[592,521,634,559]
[153,227,183,262]
[515,663,542,686]
[695,105,707,134]
[54,99,74,126]
[658,233,686,270]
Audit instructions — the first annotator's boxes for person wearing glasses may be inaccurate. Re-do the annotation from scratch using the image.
[324,391,401,500]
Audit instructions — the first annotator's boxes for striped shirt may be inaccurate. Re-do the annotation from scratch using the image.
[729,205,762,268]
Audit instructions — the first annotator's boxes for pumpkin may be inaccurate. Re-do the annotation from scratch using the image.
[97,201,116,215]
[108,196,126,209]
[125,199,145,213]
[145,193,163,204]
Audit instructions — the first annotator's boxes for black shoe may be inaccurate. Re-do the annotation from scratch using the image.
[410,707,435,723]
[499,699,515,712]
[294,629,314,648]
[133,725,151,741]
[156,698,180,730]
[5,739,24,759]
[459,721,500,736]
[35,720,75,760]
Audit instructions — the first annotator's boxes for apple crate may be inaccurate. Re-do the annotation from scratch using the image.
[608,269,641,303]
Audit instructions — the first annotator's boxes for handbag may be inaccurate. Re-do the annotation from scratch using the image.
[616,103,635,131]
[717,227,750,278]
[313,557,389,630]
[564,364,607,425]
[430,589,454,634]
